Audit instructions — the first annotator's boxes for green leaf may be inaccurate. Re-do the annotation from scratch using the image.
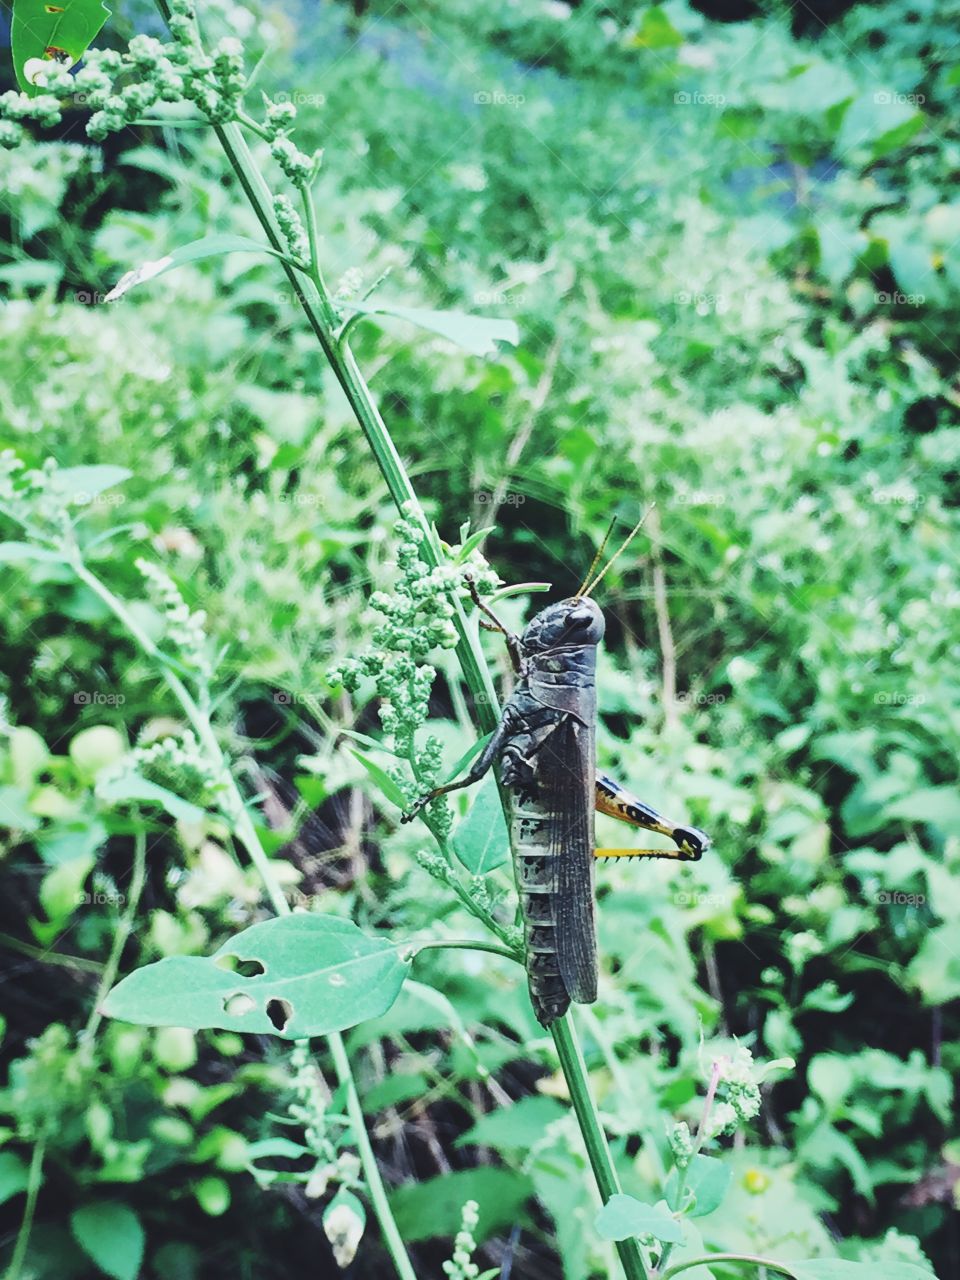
[349,749,408,809]
[39,854,94,923]
[451,774,509,874]
[0,1152,30,1206]
[908,925,960,1004]
[389,1167,532,1242]
[665,1155,731,1218]
[54,465,131,503]
[12,0,111,97]
[791,1262,935,1280]
[70,1201,145,1280]
[594,1194,683,1244]
[885,786,960,835]
[347,301,519,357]
[0,542,68,564]
[105,235,291,302]
[456,1095,566,1151]
[102,915,411,1039]
[96,771,206,824]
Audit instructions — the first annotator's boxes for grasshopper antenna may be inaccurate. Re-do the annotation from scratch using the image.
[581,503,655,599]
[574,517,618,598]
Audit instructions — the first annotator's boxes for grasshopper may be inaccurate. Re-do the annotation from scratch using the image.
[403,517,711,1026]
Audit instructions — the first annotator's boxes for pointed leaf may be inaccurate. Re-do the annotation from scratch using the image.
[70,1201,144,1280]
[451,773,509,874]
[348,301,519,357]
[102,914,411,1039]
[54,465,131,503]
[349,749,408,809]
[105,235,291,302]
[12,0,111,96]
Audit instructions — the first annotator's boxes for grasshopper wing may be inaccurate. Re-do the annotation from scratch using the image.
[543,715,598,1004]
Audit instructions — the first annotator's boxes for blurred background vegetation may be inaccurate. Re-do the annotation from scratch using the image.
[1,0,958,1276]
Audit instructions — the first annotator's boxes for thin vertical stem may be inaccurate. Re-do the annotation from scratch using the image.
[552,1015,650,1280]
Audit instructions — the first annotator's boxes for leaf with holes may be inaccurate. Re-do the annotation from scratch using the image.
[12,0,111,96]
[102,915,411,1039]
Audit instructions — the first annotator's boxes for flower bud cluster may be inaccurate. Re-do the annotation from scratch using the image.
[137,559,213,684]
[443,1199,481,1280]
[329,515,497,767]
[668,1120,694,1169]
[0,451,75,541]
[703,1046,763,1140]
[98,730,225,812]
[0,9,249,145]
[273,193,309,262]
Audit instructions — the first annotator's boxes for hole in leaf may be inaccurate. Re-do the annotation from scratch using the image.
[266,998,292,1032]
[223,993,256,1018]
[328,972,346,988]
[215,953,266,978]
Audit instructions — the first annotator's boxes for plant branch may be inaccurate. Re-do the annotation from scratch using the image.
[662,1254,798,1279]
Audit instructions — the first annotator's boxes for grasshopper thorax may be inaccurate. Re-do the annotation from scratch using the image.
[520,596,605,654]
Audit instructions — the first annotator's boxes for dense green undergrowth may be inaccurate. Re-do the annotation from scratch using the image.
[1,0,958,1276]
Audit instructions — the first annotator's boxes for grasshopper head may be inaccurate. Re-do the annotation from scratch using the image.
[521,596,605,653]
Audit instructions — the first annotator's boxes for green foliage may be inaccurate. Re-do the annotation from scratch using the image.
[0,0,958,1277]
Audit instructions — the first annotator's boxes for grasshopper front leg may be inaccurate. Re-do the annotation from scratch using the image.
[400,710,514,823]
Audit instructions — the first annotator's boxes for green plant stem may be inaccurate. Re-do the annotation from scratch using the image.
[81,827,148,1048]
[4,1135,46,1280]
[410,938,521,962]
[69,547,417,1280]
[658,1057,722,1273]
[551,1015,650,1280]
[328,1034,416,1280]
[661,1255,798,1279]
